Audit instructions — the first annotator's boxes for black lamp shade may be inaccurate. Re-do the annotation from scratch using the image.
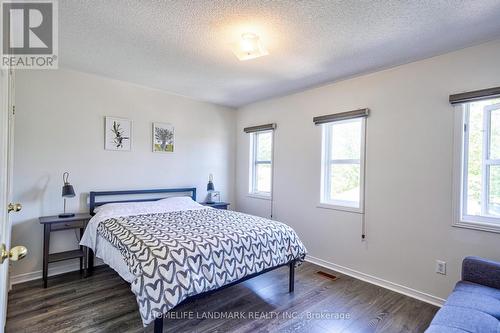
[207,181,214,191]
[62,184,75,198]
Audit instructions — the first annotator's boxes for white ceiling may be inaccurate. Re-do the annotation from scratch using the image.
[60,1,500,108]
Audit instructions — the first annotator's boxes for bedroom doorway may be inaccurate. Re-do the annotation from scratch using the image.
[0,69,27,331]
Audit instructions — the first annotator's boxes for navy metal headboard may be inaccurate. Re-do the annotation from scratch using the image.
[89,187,197,215]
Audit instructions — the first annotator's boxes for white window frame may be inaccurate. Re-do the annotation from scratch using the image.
[452,102,500,233]
[248,130,273,199]
[318,118,366,213]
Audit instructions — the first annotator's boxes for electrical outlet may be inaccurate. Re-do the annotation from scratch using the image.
[436,260,447,275]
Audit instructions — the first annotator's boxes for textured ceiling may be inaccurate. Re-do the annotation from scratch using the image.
[60,0,500,107]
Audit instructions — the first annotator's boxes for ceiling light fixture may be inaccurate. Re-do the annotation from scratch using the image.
[231,32,268,61]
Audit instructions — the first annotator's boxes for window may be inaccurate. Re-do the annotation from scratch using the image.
[455,98,500,231]
[249,130,273,197]
[320,118,365,212]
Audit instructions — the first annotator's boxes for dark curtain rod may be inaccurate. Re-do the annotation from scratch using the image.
[313,108,369,125]
[449,86,500,105]
[243,123,276,133]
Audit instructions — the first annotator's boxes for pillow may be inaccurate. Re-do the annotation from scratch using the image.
[157,196,203,210]
[93,195,202,215]
[158,196,197,205]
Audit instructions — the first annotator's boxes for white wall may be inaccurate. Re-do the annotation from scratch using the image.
[235,40,500,302]
[11,69,235,280]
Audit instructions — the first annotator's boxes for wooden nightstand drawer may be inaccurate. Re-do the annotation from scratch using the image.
[50,220,86,231]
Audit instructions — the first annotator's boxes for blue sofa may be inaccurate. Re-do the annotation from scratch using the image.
[426,256,500,333]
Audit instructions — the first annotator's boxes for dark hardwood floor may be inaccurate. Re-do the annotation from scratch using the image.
[6,262,438,333]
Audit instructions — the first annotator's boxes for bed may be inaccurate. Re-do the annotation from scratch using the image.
[80,188,307,333]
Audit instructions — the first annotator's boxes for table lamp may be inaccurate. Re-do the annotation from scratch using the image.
[59,172,75,218]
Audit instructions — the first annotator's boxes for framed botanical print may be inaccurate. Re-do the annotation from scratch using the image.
[105,117,132,151]
[153,122,174,153]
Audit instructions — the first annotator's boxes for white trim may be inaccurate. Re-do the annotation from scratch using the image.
[10,259,105,285]
[452,105,465,231]
[481,105,489,215]
[316,203,363,214]
[461,214,500,225]
[270,129,275,219]
[247,193,272,201]
[0,68,10,331]
[10,255,446,308]
[484,104,500,217]
[460,105,469,219]
[249,130,273,196]
[319,118,366,213]
[454,220,500,234]
[248,132,254,193]
[452,103,500,233]
[305,255,445,308]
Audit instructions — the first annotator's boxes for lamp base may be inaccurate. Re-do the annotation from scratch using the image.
[58,213,75,218]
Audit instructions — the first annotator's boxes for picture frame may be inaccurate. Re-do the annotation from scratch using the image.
[152,122,175,153]
[105,117,132,151]
[207,191,221,203]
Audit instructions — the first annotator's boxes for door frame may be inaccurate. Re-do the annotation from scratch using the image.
[0,68,15,330]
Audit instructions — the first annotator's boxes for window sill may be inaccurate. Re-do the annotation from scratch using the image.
[317,203,363,214]
[247,193,272,201]
[453,220,500,234]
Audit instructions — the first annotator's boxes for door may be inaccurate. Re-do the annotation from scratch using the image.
[0,69,26,331]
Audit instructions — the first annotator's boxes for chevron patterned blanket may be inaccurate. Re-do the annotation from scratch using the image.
[97,208,307,326]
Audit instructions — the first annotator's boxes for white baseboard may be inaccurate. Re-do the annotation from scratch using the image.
[10,259,104,285]
[306,255,445,308]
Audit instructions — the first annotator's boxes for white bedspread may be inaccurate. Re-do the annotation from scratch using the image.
[80,197,209,282]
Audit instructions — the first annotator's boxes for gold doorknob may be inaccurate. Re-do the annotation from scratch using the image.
[0,244,27,264]
[7,203,22,213]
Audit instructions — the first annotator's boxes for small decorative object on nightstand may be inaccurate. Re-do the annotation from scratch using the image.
[39,213,91,288]
[207,191,220,203]
[59,172,76,218]
[201,202,230,210]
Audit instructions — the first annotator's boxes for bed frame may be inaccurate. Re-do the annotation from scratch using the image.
[88,188,296,333]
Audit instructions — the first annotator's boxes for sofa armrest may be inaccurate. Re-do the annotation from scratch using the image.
[462,256,500,290]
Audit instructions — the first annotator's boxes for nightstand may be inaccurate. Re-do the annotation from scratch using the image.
[201,202,230,210]
[39,213,91,288]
